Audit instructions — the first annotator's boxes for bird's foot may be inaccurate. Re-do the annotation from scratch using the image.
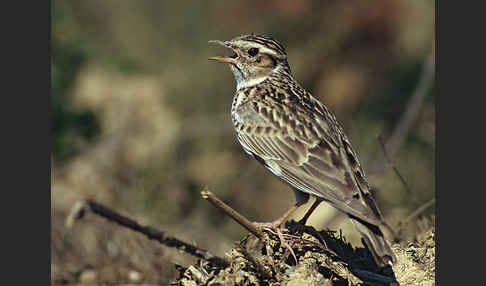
[252,221,287,231]
[252,221,297,264]
[284,219,328,250]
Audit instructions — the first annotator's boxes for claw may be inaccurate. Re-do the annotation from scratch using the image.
[252,222,298,264]
[276,227,297,264]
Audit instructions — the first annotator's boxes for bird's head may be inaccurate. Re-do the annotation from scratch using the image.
[209,34,291,90]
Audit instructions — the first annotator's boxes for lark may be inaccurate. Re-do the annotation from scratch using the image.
[209,34,397,266]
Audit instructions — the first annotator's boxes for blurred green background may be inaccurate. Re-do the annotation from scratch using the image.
[51,1,435,284]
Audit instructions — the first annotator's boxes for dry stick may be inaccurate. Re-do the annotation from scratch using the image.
[397,198,435,231]
[66,199,229,268]
[370,46,435,175]
[377,134,410,193]
[201,189,264,239]
[187,265,210,284]
[201,189,304,263]
[365,45,435,242]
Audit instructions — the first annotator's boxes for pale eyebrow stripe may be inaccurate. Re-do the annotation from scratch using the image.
[253,38,285,54]
[256,45,280,57]
[233,41,280,57]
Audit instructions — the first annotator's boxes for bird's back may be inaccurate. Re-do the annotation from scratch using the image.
[231,76,385,227]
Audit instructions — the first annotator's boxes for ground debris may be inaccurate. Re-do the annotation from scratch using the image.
[173,222,428,286]
[391,228,435,286]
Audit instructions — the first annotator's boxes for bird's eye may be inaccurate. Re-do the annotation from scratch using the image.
[248,48,259,57]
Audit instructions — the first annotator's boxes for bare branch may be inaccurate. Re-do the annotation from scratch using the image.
[397,198,435,231]
[370,46,435,175]
[201,188,264,239]
[66,199,229,268]
[377,134,410,193]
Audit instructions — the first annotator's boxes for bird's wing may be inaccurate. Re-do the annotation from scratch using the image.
[234,96,383,225]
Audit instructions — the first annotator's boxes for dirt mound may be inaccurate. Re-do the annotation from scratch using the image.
[175,223,435,285]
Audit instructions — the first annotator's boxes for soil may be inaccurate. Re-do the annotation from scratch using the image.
[174,222,435,286]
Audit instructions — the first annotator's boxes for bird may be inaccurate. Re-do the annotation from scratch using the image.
[208,34,397,266]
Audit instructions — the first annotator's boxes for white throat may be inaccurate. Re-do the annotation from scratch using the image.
[236,76,268,90]
[230,64,282,91]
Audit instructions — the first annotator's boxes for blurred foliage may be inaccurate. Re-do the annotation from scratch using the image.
[51,1,434,284]
[51,48,100,161]
[51,3,97,161]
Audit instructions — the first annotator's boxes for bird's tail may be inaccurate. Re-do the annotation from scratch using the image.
[348,215,397,266]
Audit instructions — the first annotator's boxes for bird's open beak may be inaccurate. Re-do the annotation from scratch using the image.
[208,40,238,65]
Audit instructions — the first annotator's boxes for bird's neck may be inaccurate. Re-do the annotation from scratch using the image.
[236,75,269,90]
[234,65,293,91]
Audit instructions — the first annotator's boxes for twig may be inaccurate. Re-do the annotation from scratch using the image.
[385,49,435,159]
[377,134,410,193]
[65,199,229,268]
[187,265,210,284]
[397,198,435,231]
[201,188,264,239]
[370,46,435,175]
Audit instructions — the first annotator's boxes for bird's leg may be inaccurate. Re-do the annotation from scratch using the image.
[252,192,309,230]
[297,197,323,226]
[251,192,309,264]
[252,202,304,229]
[293,197,328,249]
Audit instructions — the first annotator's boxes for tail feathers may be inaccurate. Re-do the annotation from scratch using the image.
[348,216,397,266]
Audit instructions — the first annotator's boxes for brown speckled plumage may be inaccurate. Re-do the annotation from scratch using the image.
[209,34,396,266]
